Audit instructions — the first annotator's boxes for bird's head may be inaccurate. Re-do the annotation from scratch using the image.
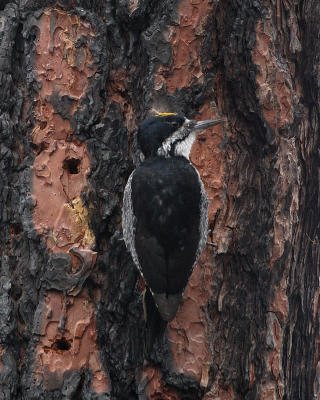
[137,113,224,159]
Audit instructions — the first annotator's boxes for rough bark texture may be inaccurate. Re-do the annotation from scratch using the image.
[0,0,319,399]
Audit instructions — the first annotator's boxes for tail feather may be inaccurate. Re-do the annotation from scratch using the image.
[144,288,167,357]
[152,292,182,322]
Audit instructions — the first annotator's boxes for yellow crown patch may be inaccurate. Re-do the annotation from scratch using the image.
[155,113,178,117]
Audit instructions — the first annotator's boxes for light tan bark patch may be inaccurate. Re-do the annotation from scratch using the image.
[32,7,96,253]
[252,20,293,133]
[155,0,216,93]
[34,290,110,393]
[31,8,109,394]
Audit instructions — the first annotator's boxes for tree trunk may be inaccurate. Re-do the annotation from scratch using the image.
[0,0,318,398]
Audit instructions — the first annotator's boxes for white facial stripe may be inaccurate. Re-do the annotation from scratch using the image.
[157,118,194,158]
[157,126,185,157]
[174,131,197,159]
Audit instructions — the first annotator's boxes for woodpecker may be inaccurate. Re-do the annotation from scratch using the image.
[122,113,223,352]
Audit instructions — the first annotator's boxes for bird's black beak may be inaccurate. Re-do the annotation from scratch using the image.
[192,118,225,132]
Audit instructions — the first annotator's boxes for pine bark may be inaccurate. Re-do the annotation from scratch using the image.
[0,0,318,399]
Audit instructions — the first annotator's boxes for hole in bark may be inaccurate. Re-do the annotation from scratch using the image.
[63,158,80,174]
[52,337,71,351]
[30,142,49,154]
[198,136,206,143]
[11,223,22,235]
[39,121,47,130]
[39,142,49,152]
[30,143,38,152]
[9,283,22,301]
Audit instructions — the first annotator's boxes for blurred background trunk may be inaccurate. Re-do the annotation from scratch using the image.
[0,0,319,399]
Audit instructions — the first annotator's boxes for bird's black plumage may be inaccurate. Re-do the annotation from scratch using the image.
[132,156,201,295]
[122,113,223,352]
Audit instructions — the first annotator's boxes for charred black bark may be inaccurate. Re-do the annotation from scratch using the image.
[282,2,320,399]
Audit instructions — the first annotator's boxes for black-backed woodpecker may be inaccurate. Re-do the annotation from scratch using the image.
[122,113,223,352]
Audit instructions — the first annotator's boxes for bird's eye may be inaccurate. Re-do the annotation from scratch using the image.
[168,121,180,129]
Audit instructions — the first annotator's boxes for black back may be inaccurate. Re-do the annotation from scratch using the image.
[131,156,201,295]
[138,115,185,157]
